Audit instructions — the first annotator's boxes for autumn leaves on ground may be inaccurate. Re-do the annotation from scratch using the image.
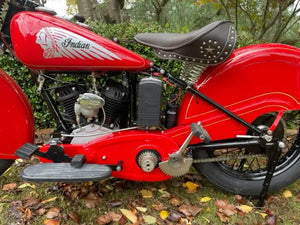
[0,157,300,225]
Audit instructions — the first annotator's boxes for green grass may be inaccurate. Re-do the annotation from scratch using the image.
[0,159,299,225]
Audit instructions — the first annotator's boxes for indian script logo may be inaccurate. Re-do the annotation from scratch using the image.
[36,27,121,61]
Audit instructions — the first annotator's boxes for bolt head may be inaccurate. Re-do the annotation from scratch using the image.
[278,141,285,149]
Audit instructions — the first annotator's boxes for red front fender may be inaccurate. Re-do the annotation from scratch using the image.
[174,43,300,143]
[0,69,34,159]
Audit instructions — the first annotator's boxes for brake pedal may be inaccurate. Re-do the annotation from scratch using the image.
[15,143,39,159]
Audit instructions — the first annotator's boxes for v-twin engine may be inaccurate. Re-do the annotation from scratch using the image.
[55,78,129,132]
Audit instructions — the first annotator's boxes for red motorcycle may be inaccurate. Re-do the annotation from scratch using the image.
[1,0,300,205]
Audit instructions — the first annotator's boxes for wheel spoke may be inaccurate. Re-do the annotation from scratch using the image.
[192,110,300,196]
[210,111,300,176]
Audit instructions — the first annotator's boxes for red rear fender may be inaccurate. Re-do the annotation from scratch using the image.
[174,43,300,143]
[0,69,34,159]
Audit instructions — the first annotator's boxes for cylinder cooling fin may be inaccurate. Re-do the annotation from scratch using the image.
[55,84,86,123]
[101,79,129,128]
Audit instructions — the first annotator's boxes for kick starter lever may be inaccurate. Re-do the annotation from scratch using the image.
[159,122,210,177]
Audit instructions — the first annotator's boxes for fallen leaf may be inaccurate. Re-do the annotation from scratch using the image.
[22,197,41,209]
[160,210,169,220]
[107,211,122,221]
[201,215,210,223]
[216,211,229,223]
[152,202,165,210]
[143,215,156,224]
[178,204,201,216]
[2,183,17,191]
[38,208,46,216]
[18,183,36,189]
[84,192,101,208]
[136,206,147,212]
[282,190,292,198]
[44,219,60,225]
[46,207,61,219]
[167,210,185,222]
[41,197,58,204]
[6,201,23,223]
[215,199,227,209]
[120,208,137,223]
[180,218,191,224]
[84,181,94,186]
[140,189,153,198]
[109,200,122,207]
[158,189,171,198]
[24,208,33,219]
[234,195,247,204]
[265,213,277,225]
[97,214,112,225]
[29,191,39,198]
[237,205,253,214]
[185,181,199,193]
[169,196,183,206]
[118,215,127,225]
[215,199,236,216]
[15,158,24,164]
[0,204,3,214]
[267,195,280,203]
[256,212,267,219]
[69,212,81,224]
[3,167,11,175]
[215,199,236,220]
[200,196,212,203]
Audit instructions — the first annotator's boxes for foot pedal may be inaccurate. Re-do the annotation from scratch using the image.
[191,122,211,144]
[71,154,86,168]
[15,143,39,159]
[21,163,112,182]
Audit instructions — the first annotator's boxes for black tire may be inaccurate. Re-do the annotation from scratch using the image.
[0,159,14,175]
[193,111,300,196]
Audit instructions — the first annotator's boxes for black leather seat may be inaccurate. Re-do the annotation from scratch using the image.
[134,21,236,65]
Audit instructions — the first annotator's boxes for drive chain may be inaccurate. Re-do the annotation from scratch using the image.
[193,154,264,163]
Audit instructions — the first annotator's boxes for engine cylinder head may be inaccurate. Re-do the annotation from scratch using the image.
[55,85,85,123]
[101,79,129,127]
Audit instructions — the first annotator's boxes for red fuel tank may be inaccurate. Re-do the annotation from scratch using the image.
[10,11,151,72]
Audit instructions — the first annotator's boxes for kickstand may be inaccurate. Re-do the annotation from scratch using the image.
[257,143,282,207]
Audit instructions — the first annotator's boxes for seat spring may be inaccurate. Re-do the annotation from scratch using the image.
[180,62,206,85]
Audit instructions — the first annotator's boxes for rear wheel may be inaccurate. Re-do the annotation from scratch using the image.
[0,159,14,175]
[193,111,300,196]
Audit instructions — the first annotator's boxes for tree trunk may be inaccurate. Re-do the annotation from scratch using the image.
[76,0,100,21]
[102,0,124,24]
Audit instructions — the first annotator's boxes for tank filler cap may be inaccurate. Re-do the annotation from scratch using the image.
[76,22,91,30]
[35,6,57,16]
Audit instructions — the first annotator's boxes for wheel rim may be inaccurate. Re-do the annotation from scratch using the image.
[209,111,300,181]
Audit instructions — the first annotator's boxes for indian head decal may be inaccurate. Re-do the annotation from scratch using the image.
[36,27,121,61]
